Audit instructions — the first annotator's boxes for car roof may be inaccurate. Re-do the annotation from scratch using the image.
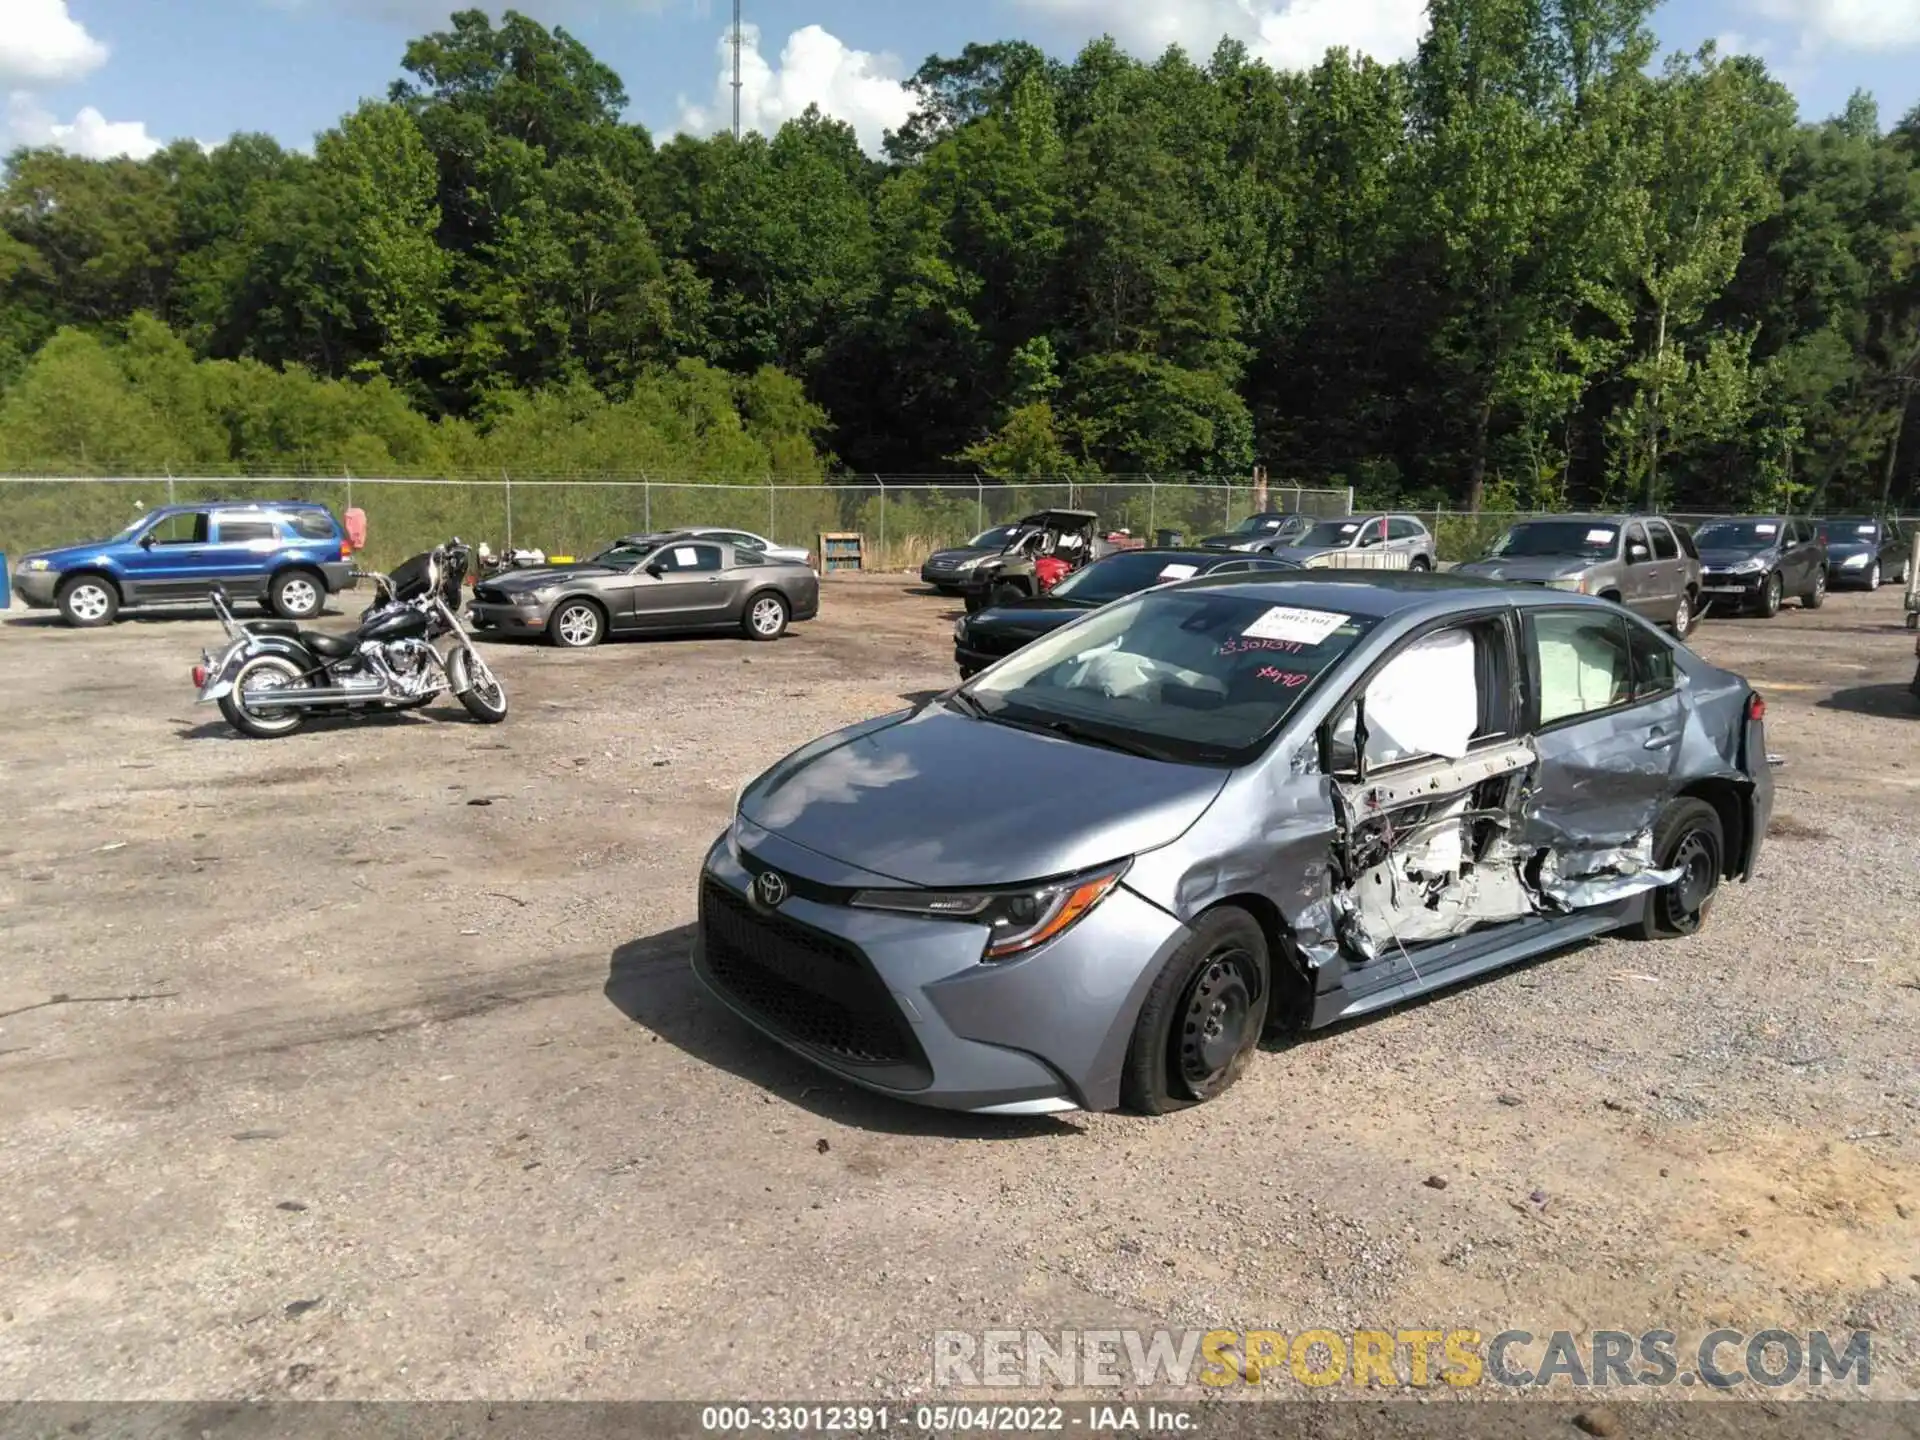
[150,500,329,517]
[1018,509,1099,524]
[1703,514,1790,524]
[1174,568,1590,619]
[1104,547,1294,565]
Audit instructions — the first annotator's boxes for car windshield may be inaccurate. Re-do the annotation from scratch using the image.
[1233,514,1302,538]
[1298,520,1364,548]
[963,589,1377,764]
[1692,521,1783,552]
[110,514,154,541]
[968,525,1025,549]
[1818,520,1877,542]
[1489,521,1618,559]
[1050,552,1213,605]
[592,542,656,568]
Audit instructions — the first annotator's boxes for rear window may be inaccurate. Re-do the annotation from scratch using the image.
[1648,522,1680,560]
[286,511,338,540]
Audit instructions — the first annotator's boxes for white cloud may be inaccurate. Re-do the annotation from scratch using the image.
[1747,0,1920,50]
[0,0,109,86]
[4,91,163,160]
[677,22,913,156]
[1014,0,1429,70]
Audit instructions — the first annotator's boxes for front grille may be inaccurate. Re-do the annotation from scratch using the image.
[472,585,512,605]
[699,878,931,1085]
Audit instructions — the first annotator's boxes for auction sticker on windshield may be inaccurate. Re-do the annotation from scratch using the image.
[1242,606,1350,646]
[1157,564,1199,582]
[1586,528,1616,544]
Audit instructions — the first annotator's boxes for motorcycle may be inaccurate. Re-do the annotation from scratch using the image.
[477,541,547,576]
[192,539,508,739]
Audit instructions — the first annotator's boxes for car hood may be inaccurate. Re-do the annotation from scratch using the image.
[1695,547,1775,569]
[1454,556,1594,583]
[738,705,1228,889]
[967,596,1090,635]
[925,546,996,568]
[1198,533,1253,549]
[479,564,622,589]
[1821,538,1874,557]
[19,539,119,565]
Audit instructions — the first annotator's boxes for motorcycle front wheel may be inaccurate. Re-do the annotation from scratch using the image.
[448,647,508,724]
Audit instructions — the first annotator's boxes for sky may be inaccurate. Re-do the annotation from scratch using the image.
[3,0,1919,163]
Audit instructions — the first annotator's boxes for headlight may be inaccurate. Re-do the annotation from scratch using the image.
[1544,577,1587,593]
[953,617,969,641]
[1729,557,1768,575]
[515,587,557,604]
[25,559,51,571]
[1842,553,1869,568]
[850,863,1129,961]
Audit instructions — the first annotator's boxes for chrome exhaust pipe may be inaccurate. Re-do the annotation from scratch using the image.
[246,687,390,709]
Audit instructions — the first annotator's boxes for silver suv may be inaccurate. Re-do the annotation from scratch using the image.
[1267,513,1437,570]
[1455,515,1703,637]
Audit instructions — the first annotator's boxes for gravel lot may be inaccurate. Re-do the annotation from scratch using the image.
[1,575,1917,1408]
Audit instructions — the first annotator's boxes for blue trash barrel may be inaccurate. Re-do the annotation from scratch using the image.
[0,554,9,610]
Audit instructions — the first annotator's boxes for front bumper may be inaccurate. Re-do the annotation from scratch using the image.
[921,566,973,589]
[11,569,59,607]
[467,599,554,633]
[1830,558,1876,587]
[1700,570,1767,602]
[692,832,1189,1114]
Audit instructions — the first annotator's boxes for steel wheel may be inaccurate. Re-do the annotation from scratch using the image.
[222,656,306,738]
[1176,949,1257,1100]
[551,601,603,649]
[1760,572,1782,618]
[1868,561,1882,591]
[1634,798,1724,940]
[1671,591,1693,638]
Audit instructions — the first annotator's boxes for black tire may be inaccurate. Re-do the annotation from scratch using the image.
[448,646,508,723]
[548,599,606,649]
[270,569,326,621]
[1408,556,1432,572]
[1866,561,1882,592]
[990,581,1025,608]
[1801,570,1826,610]
[963,590,988,615]
[56,574,119,628]
[1121,908,1271,1115]
[218,655,307,739]
[1757,571,1783,618]
[1671,588,1696,639]
[1630,798,1724,941]
[742,591,789,642]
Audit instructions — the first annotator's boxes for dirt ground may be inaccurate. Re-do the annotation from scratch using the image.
[1,573,1917,1407]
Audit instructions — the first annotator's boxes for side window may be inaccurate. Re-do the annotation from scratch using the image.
[1624,523,1652,564]
[1629,622,1676,699]
[730,532,768,551]
[1356,518,1386,548]
[1531,610,1633,726]
[214,518,277,544]
[1208,560,1250,575]
[286,511,337,540]
[1648,522,1679,561]
[1329,619,1511,772]
[654,543,724,574]
[1674,524,1699,560]
[1387,517,1424,541]
[144,511,208,545]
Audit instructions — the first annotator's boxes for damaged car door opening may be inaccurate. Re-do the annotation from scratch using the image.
[694,572,1773,1117]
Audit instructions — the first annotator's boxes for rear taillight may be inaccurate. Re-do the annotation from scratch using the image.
[191,665,208,688]
[1748,693,1766,722]
[340,540,353,560]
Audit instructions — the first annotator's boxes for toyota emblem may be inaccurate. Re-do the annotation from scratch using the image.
[754,870,790,909]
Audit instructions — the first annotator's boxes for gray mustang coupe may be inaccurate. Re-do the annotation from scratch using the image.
[694,571,1772,1117]
[469,532,820,647]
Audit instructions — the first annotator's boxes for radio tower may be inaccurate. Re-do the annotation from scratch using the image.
[731,0,743,140]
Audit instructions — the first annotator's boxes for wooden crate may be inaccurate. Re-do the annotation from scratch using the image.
[819,532,865,574]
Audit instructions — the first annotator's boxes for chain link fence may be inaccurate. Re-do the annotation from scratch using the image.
[4,476,1910,571]
[0,476,1354,570]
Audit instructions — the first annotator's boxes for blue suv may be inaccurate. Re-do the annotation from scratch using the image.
[12,501,357,627]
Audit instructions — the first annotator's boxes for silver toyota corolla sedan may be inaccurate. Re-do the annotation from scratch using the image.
[694,573,1772,1117]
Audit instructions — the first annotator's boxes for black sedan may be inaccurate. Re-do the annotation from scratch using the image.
[468,532,820,647]
[952,548,1298,678]
[1816,517,1910,591]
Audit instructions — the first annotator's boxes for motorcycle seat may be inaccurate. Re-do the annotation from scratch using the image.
[249,620,301,638]
[301,631,358,660]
